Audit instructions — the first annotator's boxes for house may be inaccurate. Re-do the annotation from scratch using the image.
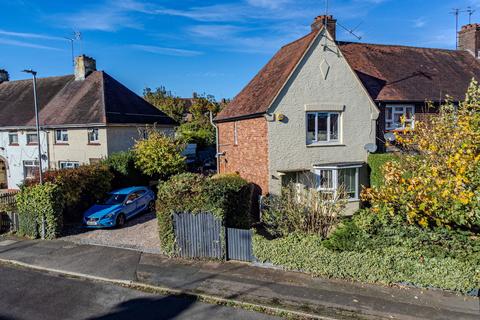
[0,55,176,189]
[214,15,480,214]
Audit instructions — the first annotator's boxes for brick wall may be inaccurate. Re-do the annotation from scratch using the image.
[217,117,269,194]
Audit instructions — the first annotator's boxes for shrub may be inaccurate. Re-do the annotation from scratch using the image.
[362,81,480,231]
[253,232,480,293]
[16,183,64,239]
[102,151,149,188]
[367,153,399,188]
[134,130,186,179]
[156,173,251,255]
[261,183,347,238]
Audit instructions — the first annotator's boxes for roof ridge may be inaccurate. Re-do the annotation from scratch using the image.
[4,74,73,84]
[337,40,461,53]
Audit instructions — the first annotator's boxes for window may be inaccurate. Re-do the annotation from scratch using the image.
[55,129,68,143]
[23,160,39,179]
[88,128,99,144]
[315,165,360,200]
[8,132,18,145]
[26,133,38,145]
[385,105,415,130]
[306,112,340,144]
[59,161,80,169]
[233,122,238,145]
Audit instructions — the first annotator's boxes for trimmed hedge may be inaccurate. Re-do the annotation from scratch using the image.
[16,183,64,239]
[253,232,480,293]
[367,153,399,188]
[156,173,252,255]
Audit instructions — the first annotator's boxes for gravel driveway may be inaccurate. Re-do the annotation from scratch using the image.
[63,211,161,254]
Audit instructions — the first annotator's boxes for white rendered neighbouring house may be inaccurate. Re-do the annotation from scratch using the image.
[214,15,480,215]
[0,55,176,189]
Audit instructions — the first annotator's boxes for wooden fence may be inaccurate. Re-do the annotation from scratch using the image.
[0,191,19,233]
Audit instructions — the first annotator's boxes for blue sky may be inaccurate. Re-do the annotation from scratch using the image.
[0,0,479,99]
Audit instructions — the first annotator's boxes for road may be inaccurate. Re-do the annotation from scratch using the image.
[0,264,279,320]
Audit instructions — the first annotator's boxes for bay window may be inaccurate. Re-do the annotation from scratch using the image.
[307,112,339,144]
[385,105,415,130]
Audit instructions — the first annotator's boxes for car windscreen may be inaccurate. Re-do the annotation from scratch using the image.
[102,194,127,205]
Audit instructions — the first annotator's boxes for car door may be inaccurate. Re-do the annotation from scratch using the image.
[135,189,148,211]
[124,192,139,218]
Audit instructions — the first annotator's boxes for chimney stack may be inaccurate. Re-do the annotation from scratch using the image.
[311,15,337,40]
[0,69,9,84]
[459,23,480,58]
[74,55,96,81]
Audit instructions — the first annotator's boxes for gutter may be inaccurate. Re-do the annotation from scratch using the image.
[209,112,220,173]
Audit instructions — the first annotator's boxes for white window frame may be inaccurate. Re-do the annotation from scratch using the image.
[23,160,39,179]
[314,165,361,201]
[55,129,69,143]
[8,132,18,145]
[59,161,80,169]
[385,105,415,131]
[306,112,340,144]
[88,128,100,144]
[26,133,38,145]
[233,121,238,145]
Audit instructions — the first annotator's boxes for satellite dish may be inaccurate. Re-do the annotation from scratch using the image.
[384,132,396,142]
[364,143,378,153]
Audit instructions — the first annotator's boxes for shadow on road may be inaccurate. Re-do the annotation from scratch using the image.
[89,295,198,320]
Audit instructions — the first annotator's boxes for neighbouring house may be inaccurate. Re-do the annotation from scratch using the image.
[214,15,480,214]
[0,55,176,189]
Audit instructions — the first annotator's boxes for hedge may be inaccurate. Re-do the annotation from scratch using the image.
[16,183,64,239]
[102,151,149,189]
[253,233,480,293]
[16,164,113,238]
[367,153,399,188]
[156,173,252,255]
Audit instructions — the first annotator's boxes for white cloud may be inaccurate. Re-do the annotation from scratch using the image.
[414,17,426,28]
[0,37,62,51]
[0,29,64,41]
[130,44,203,57]
[246,0,291,9]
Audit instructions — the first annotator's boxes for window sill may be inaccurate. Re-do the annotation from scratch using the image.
[54,143,69,146]
[87,142,101,146]
[8,144,19,146]
[306,142,345,148]
[26,143,39,146]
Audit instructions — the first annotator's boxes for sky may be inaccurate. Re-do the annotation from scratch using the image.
[1,0,480,99]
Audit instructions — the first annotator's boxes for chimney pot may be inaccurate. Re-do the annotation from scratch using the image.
[75,55,97,81]
[0,69,9,84]
[311,15,337,40]
[459,23,480,58]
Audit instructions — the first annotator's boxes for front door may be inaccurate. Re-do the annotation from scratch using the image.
[0,158,7,189]
[124,192,139,218]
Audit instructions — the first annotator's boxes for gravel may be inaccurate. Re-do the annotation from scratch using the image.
[62,211,161,254]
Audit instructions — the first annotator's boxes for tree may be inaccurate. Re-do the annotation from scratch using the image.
[362,80,480,230]
[143,87,187,124]
[133,130,186,179]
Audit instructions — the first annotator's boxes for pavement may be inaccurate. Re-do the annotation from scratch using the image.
[0,237,478,320]
[0,264,278,320]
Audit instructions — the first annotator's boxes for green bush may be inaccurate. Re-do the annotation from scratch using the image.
[102,151,149,189]
[253,232,480,293]
[156,173,251,255]
[16,183,64,239]
[367,153,399,188]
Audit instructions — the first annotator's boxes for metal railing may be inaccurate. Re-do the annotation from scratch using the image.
[0,191,19,233]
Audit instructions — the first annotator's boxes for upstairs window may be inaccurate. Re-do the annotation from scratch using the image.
[385,105,415,130]
[88,128,99,144]
[306,112,339,144]
[55,129,68,143]
[8,132,18,145]
[26,133,38,145]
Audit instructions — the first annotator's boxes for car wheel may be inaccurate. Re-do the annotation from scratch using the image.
[147,200,155,213]
[116,214,126,228]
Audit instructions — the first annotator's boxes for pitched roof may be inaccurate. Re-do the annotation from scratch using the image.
[338,42,480,102]
[216,31,480,122]
[215,31,318,121]
[0,71,176,128]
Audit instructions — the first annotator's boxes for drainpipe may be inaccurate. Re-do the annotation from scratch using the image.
[209,111,219,173]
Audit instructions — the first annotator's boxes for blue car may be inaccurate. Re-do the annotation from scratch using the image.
[83,186,155,228]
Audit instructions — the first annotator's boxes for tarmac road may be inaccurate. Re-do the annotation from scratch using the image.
[0,264,280,320]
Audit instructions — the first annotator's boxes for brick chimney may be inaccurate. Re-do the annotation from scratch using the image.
[74,55,97,81]
[311,15,337,40]
[459,24,480,58]
[0,69,9,84]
